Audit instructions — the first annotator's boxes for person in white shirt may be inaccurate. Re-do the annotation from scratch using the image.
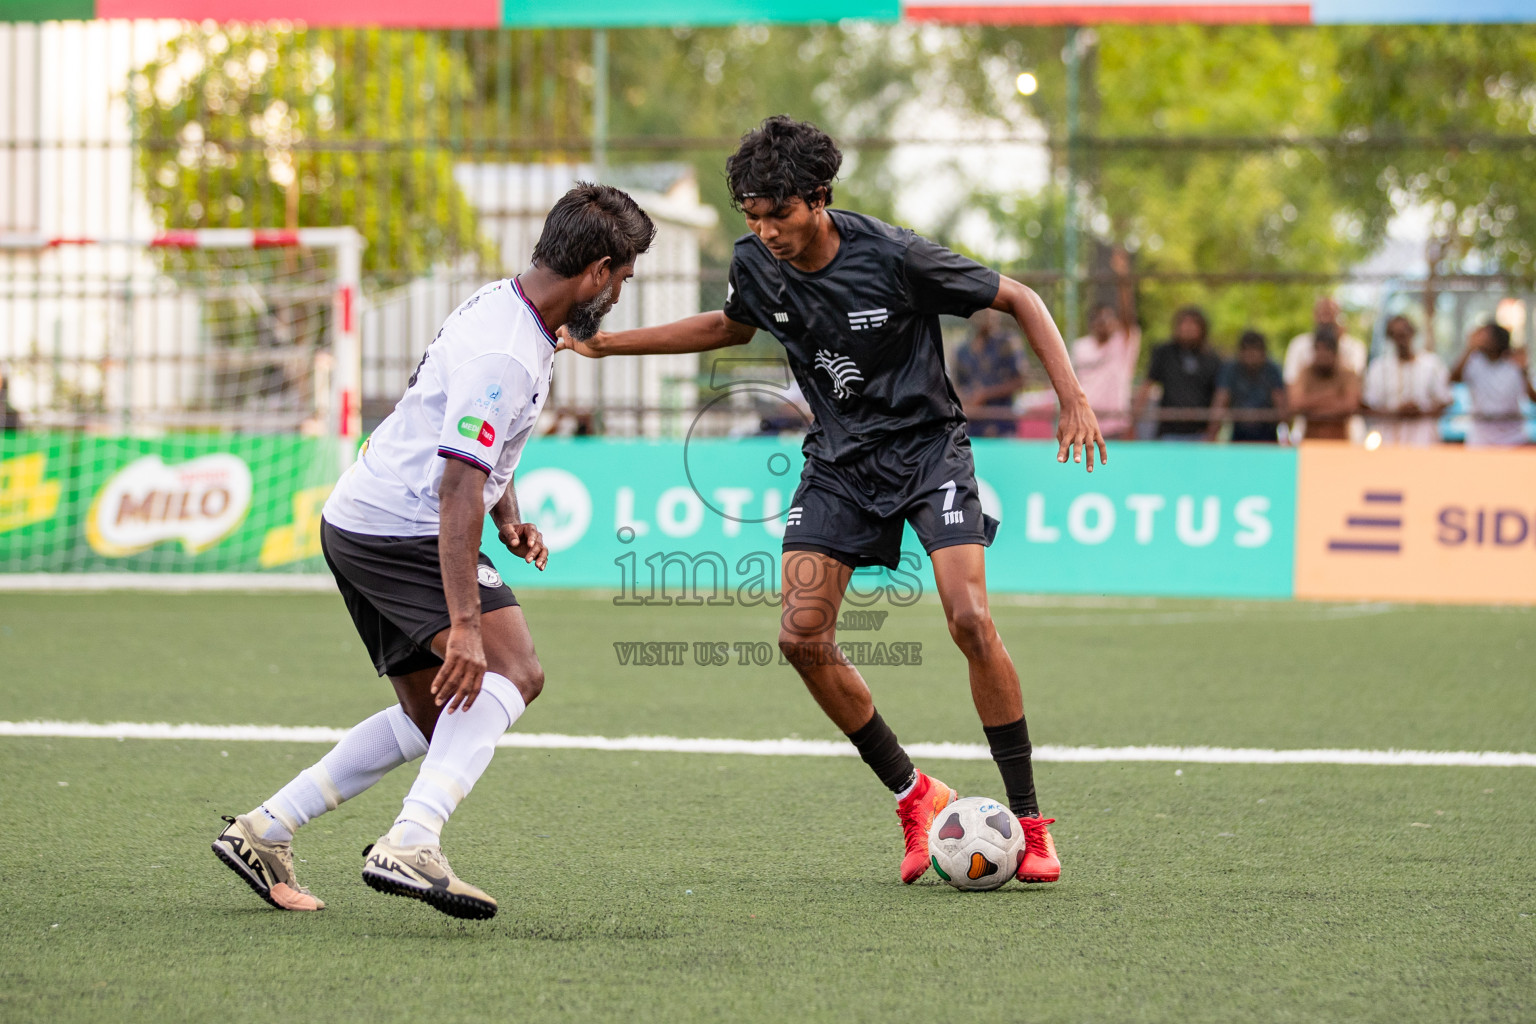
[1361,315,1452,446]
[211,184,656,920]
[1451,321,1536,447]
[1283,297,1367,385]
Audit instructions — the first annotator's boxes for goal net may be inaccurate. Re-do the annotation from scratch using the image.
[0,228,363,578]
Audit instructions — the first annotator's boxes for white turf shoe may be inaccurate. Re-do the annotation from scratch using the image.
[211,814,325,911]
[361,835,498,920]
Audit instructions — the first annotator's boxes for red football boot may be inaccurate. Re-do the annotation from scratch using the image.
[896,773,957,884]
[1017,815,1060,883]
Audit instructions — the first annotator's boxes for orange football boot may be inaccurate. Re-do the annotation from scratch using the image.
[1017,815,1060,883]
[896,772,957,884]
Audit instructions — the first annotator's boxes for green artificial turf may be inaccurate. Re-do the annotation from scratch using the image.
[0,591,1532,1022]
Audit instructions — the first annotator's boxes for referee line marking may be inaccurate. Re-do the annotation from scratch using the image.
[1,720,1533,768]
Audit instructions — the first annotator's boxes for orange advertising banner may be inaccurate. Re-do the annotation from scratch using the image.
[1295,443,1536,605]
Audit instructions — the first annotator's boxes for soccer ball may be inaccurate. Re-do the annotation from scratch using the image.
[927,796,1024,891]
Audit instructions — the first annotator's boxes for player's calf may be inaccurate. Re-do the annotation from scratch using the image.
[211,814,325,911]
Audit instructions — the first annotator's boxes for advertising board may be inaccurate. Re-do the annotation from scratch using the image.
[1294,444,1536,605]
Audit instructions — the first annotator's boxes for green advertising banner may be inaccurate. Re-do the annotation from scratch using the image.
[976,441,1297,598]
[487,439,1298,599]
[1,433,1296,595]
[0,433,340,573]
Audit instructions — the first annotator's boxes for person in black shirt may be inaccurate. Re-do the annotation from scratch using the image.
[1207,330,1286,443]
[559,116,1104,887]
[1133,306,1222,438]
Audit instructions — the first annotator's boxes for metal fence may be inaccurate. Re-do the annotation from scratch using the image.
[2,20,1532,440]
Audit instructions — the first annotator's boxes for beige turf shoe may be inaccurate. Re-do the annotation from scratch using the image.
[361,835,498,920]
[211,814,325,911]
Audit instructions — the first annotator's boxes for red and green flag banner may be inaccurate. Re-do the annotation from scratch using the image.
[0,0,1527,22]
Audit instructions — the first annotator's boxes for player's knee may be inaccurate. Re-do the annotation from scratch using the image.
[946,607,994,657]
[513,661,545,705]
[778,629,833,668]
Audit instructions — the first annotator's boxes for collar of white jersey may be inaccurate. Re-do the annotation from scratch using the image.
[511,275,559,348]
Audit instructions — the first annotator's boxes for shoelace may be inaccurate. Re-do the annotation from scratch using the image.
[897,794,931,850]
[1019,816,1057,853]
[419,846,452,875]
[263,842,306,888]
[249,834,316,895]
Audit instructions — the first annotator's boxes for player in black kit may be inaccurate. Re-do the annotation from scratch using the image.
[559,116,1105,885]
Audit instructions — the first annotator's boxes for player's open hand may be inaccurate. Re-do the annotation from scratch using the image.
[554,325,604,358]
[500,522,548,571]
[434,623,487,714]
[1057,392,1108,472]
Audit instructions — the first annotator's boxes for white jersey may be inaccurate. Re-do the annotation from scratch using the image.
[323,277,555,537]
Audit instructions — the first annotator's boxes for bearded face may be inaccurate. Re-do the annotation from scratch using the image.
[566,279,617,341]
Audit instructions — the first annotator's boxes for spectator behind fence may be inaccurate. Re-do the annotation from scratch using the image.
[1207,330,1285,443]
[1069,252,1140,438]
[1362,315,1451,446]
[1133,306,1220,439]
[953,309,1026,438]
[1450,321,1535,447]
[1283,296,1367,386]
[1288,326,1361,442]
[0,364,20,431]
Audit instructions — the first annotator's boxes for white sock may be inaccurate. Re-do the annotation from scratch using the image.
[252,705,429,842]
[390,673,526,848]
[894,774,920,802]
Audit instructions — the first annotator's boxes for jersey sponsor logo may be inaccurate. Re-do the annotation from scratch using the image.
[813,350,865,400]
[846,307,889,331]
[786,506,804,527]
[458,416,496,447]
[473,381,505,415]
[477,564,504,588]
[772,311,789,324]
[457,285,499,317]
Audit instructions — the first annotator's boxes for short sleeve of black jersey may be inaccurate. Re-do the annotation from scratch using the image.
[902,235,1000,318]
[721,250,767,330]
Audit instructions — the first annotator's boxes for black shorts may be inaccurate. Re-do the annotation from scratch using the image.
[782,422,999,570]
[320,519,519,677]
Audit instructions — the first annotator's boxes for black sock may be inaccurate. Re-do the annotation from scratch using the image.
[984,716,1039,818]
[846,710,918,795]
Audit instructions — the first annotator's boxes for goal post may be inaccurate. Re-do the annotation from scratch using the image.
[0,227,366,581]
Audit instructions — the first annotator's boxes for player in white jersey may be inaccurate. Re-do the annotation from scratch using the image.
[212,184,656,919]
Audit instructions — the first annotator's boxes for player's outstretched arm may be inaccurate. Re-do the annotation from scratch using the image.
[556,311,755,358]
[436,458,492,714]
[991,276,1108,472]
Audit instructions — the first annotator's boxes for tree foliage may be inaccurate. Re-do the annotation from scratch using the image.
[126,23,1536,353]
[130,26,497,284]
[1331,26,1536,278]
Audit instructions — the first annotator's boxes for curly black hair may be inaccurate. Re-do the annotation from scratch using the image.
[726,115,842,211]
[532,182,657,278]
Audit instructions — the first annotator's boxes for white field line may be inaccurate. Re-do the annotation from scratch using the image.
[1006,603,1397,628]
[1,720,1533,767]
[0,573,337,592]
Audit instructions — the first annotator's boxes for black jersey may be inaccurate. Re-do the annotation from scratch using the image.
[722,209,1000,464]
